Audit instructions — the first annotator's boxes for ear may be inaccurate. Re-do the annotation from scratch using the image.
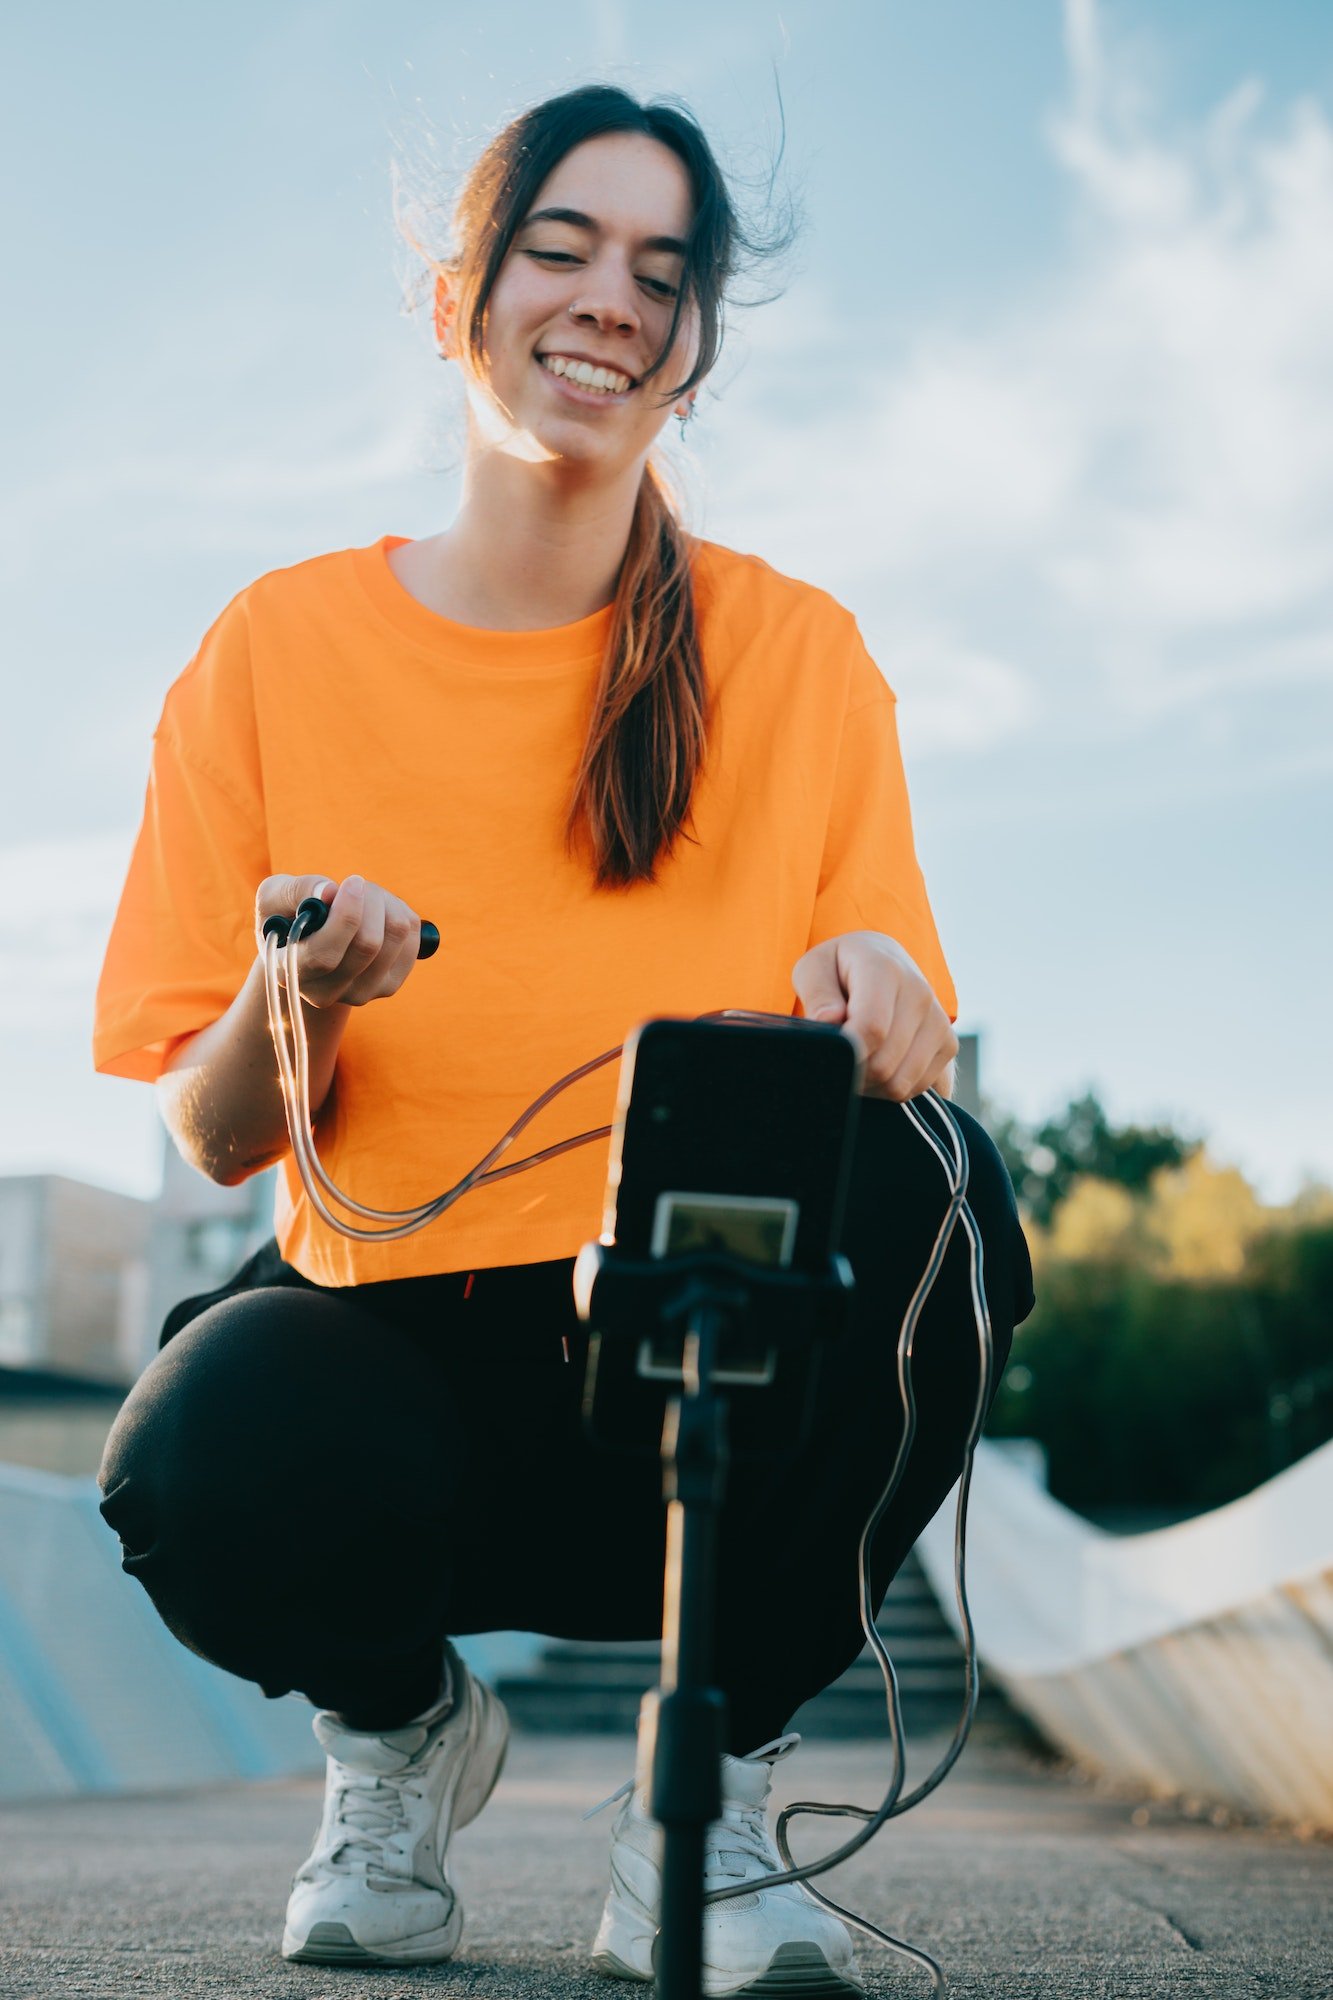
[433,270,458,358]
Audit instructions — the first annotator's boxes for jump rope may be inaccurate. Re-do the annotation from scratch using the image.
[262,895,995,1995]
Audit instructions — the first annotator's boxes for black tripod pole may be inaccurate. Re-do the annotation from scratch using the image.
[646,1300,731,2000]
[574,1231,856,1999]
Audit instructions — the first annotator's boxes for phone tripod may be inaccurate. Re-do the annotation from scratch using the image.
[574,1239,855,2000]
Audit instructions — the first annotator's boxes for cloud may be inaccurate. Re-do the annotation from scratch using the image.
[699,0,1333,760]
[0,830,135,1033]
[880,629,1040,758]
[0,345,436,582]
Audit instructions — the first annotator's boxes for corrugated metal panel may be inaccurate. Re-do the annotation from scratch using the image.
[918,1439,1333,1828]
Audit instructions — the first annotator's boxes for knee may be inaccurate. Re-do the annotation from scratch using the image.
[100,1282,458,1559]
[98,1286,327,1522]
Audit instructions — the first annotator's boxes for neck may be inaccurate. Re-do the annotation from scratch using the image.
[427,443,649,631]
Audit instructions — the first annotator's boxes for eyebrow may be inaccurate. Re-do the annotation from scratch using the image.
[519,206,687,257]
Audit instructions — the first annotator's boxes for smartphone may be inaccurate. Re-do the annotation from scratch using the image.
[581,1014,862,1461]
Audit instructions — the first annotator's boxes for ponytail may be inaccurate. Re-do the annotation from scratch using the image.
[564,465,709,890]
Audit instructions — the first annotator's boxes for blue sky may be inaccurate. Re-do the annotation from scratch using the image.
[3,0,1331,1207]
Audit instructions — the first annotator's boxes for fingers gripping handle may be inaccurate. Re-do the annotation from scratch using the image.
[261,898,441,958]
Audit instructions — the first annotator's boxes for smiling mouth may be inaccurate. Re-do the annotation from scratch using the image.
[537,354,636,397]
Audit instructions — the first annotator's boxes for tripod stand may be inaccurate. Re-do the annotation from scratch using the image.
[574,1241,855,2000]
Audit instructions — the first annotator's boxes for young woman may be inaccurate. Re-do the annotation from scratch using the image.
[93,84,1035,1995]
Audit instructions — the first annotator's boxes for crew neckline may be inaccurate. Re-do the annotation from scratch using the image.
[351,534,616,671]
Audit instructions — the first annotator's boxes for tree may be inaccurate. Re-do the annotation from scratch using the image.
[983,1088,1202,1230]
[1143,1152,1270,1280]
[1044,1176,1144,1266]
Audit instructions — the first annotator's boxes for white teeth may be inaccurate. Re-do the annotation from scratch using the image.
[540,355,629,394]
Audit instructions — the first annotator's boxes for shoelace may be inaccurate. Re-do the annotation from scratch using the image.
[322,1768,420,1870]
[582,1732,799,1824]
[703,1801,781,1881]
[582,1730,797,1887]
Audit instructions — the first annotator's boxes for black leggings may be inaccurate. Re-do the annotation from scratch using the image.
[98,1097,1034,1756]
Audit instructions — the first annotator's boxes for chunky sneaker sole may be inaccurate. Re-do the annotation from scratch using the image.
[288,1914,468,1966]
[282,1645,510,1966]
[593,1915,862,1996]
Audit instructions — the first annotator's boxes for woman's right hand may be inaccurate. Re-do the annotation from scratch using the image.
[254,873,426,1010]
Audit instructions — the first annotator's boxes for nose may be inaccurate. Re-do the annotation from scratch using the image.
[566,259,642,339]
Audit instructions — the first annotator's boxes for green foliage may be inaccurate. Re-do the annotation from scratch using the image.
[977,1084,1331,1509]
[985,1220,1333,1510]
[985,1088,1202,1230]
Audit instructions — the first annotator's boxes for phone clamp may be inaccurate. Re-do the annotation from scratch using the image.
[573,1241,856,2000]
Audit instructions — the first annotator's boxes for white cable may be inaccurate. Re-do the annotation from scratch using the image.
[261,919,622,1238]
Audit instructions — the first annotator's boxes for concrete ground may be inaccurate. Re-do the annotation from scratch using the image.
[1,1726,1329,2000]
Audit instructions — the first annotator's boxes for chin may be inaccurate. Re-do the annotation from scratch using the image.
[531,424,628,472]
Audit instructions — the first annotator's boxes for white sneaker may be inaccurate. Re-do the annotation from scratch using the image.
[281,1640,509,1966]
[589,1732,862,1996]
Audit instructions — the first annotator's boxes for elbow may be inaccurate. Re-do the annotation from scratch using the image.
[205,1133,288,1187]
[156,1084,274,1189]
[162,1127,251,1189]
[192,1145,280,1189]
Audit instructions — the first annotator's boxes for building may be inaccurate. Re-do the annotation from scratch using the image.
[0,1147,276,1474]
[0,1148,276,1396]
[0,1176,150,1384]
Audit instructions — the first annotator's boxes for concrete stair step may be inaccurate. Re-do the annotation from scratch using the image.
[489,1550,1018,1739]
[496,1677,1011,1737]
[526,1635,970,1688]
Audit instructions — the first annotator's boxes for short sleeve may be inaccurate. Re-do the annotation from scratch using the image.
[92,595,269,1083]
[807,627,958,1024]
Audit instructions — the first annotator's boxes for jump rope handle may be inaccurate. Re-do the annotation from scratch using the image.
[262,898,441,959]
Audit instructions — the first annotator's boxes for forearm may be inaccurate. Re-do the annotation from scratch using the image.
[155,954,351,1185]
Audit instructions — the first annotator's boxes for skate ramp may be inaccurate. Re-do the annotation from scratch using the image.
[0,1462,543,1801]
[916,1437,1333,1828]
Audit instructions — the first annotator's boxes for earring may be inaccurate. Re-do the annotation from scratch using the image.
[676,400,696,439]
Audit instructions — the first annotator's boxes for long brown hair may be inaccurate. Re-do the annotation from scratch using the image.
[412,84,796,889]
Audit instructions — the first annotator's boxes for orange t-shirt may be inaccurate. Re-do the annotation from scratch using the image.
[92,534,957,1286]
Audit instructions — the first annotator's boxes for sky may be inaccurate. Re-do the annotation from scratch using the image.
[2,0,1331,1209]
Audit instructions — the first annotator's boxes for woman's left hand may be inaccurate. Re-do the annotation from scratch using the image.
[791,931,959,1101]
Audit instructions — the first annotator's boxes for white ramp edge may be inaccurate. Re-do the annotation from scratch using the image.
[0,1462,544,1803]
[916,1437,1333,1829]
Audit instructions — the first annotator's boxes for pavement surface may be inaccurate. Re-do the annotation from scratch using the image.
[1,1726,1329,2000]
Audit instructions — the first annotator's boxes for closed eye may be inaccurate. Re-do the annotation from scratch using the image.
[523,250,678,298]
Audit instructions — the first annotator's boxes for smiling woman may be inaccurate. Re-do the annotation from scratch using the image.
[91,74,1031,1998]
[396,86,799,888]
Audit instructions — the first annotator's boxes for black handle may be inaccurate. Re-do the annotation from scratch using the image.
[262,899,440,960]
